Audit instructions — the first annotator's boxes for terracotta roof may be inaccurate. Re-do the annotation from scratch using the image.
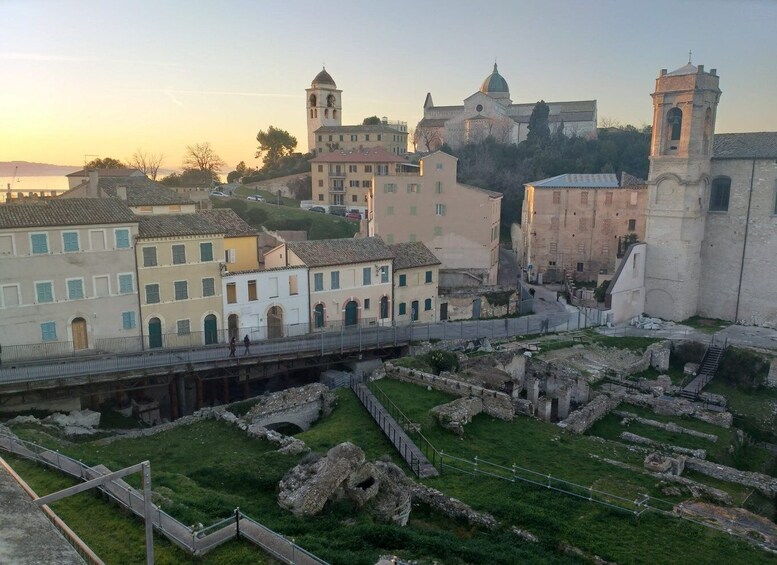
[197,209,257,237]
[416,118,447,128]
[66,168,143,177]
[65,176,192,206]
[0,198,137,228]
[310,146,408,164]
[388,242,441,270]
[287,237,393,267]
[460,183,503,198]
[713,132,777,160]
[138,214,225,238]
[314,124,407,134]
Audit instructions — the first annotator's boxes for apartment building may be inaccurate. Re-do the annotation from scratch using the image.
[198,209,260,272]
[389,242,441,323]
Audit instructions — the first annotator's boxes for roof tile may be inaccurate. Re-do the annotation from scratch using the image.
[0,198,137,228]
[287,237,393,267]
[388,242,441,270]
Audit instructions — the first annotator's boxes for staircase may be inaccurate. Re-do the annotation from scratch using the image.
[681,343,725,400]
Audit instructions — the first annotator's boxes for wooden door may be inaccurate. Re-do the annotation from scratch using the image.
[72,318,88,350]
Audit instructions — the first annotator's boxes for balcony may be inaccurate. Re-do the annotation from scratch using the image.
[328,170,346,178]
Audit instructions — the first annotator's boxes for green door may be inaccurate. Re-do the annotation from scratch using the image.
[204,314,218,345]
[148,318,162,349]
[344,300,358,326]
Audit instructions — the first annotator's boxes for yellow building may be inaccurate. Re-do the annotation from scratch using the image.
[264,237,394,328]
[197,209,259,272]
[136,215,225,348]
[388,242,441,323]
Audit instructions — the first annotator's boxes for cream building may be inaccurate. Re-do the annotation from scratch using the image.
[368,151,502,285]
[519,173,647,282]
[66,168,145,189]
[389,242,441,324]
[416,63,597,150]
[264,237,394,328]
[306,67,408,155]
[136,215,225,348]
[198,209,260,272]
[222,266,310,340]
[0,198,140,350]
[311,147,410,212]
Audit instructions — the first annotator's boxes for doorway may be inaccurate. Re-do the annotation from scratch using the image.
[268,306,283,339]
[204,314,218,345]
[411,300,419,322]
[472,298,481,319]
[72,317,88,350]
[228,314,239,340]
[440,302,448,321]
[344,300,358,327]
[314,304,325,329]
[148,318,162,349]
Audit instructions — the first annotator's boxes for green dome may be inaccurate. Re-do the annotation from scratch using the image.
[480,63,509,95]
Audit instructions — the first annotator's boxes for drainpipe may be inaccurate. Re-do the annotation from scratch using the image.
[734,159,757,322]
[134,233,145,351]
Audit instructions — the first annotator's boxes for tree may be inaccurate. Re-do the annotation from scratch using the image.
[362,116,381,125]
[160,169,218,187]
[414,126,443,152]
[129,149,164,180]
[287,175,312,200]
[85,157,126,169]
[526,100,550,144]
[255,126,297,170]
[227,161,258,183]
[183,142,225,175]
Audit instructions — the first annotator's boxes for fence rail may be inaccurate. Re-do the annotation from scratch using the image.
[0,433,328,564]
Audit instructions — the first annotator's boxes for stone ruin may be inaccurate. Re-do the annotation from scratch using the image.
[6,409,102,436]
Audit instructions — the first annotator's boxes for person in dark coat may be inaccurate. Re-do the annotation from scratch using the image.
[229,336,237,357]
[243,335,250,355]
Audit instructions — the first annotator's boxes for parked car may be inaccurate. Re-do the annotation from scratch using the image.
[309,206,326,213]
[210,191,229,198]
[246,195,265,202]
[329,206,347,217]
[346,210,361,220]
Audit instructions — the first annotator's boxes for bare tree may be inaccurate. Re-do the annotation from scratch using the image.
[129,149,164,180]
[598,116,622,129]
[414,125,443,152]
[183,142,225,174]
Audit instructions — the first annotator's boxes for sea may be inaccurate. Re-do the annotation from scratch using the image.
[1,176,72,202]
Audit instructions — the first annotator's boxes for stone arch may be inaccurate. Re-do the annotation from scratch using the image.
[267,304,284,339]
[227,313,239,340]
[342,297,360,327]
[313,302,326,329]
[309,93,317,107]
[667,107,682,142]
[327,94,336,108]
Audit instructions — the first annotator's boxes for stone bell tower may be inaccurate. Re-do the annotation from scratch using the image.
[306,67,342,154]
[643,62,721,321]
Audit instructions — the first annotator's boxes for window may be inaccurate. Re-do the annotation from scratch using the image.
[349,165,357,173]
[352,195,358,202]
[380,266,389,283]
[168,205,181,213]
[318,180,324,188]
[410,206,417,216]
[318,135,322,142]
[145,284,160,304]
[226,282,237,303]
[67,279,84,300]
[115,229,130,249]
[407,183,420,193]
[667,107,682,141]
[630,191,638,206]
[138,206,152,214]
[94,276,110,297]
[365,134,370,141]
[605,192,613,205]
[364,166,372,173]
[387,206,394,215]
[580,192,589,204]
[35,282,54,303]
[399,274,407,287]
[377,134,382,141]
[40,322,57,341]
[398,302,407,316]
[363,267,371,285]
[364,298,370,310]
[436,163,443,170]
[362,180,371,188]
[289,274,298,295]
[142,247,157,267]
[31,233,48,254]
[200,242,213,261]
[576,262,584,272]
[627,219,636,231]
[434,226,442,236]
[318,165,324,172]
[118,274,133,294]
[122,311,136,330]
[177,320,191,336]
[172,244,186,264]
[202,278,215,297]
[225,249,236,263]
[248,280,258,301]
[435,204,446,216]
[62,231,79,252]
[314,273,324,291]
[549,242,558,254]
[349,180,359,188]
[710,177,731,212]
[0,234,13,256]
[330,271,340,289]
[552,191,561,205]
[89,230,105,251]
[550,217,559,230]
[174,281,188,300]
[384,183,396,193]
[424,298,432,311]
[318,194,324,200]
[425,270,433,283]
[435,181,442,193]
[1,284,20,307]
[351,134,358,142]
[377,165,388,175]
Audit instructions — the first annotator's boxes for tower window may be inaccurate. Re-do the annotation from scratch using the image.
[309,94,317,107]
[710,177,731,212]
[324,109,329,118]
[667,108,682,141]
[327,94,335,107]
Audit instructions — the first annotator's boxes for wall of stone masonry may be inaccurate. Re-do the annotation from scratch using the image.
[685,457,777,497]
[557,391,624,434]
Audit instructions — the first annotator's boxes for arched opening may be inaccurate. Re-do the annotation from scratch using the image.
[667,107,682,142]
[344,300,358,327]
[333,109,338,119]
[228,314,239,340]
[324,108,329,118]
[309,94,317,107]
[148,317,162,349]
[710,177,731,212]
[379,296,389,320]
[703,108,712,155]
[72,317,88,350]
[327,94,335,108]
[314,303,325,329]
[310,109,314,119]
[204,314,218,345]
[268,306,284,339]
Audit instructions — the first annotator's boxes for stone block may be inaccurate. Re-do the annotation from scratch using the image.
[768,361,777,388]
[557,387,572,420]
[647,341,671,371]
[684,362,700,376]
[526,377,540,406]
[536,397,553,422]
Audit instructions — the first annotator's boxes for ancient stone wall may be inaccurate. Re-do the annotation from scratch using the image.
[685,457,777,497]
[557,391,624,434]
[431,397,483,436]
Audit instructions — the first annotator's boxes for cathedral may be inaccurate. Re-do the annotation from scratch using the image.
[415,63,597,150]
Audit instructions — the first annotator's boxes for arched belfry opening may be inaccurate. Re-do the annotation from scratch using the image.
[667,107,682,142]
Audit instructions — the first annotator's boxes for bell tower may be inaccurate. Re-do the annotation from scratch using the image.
[643,62,721,321]
[306,67,342,154]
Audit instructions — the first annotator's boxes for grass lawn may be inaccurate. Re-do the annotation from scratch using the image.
[680,316,731,334]
[234,186,298,207]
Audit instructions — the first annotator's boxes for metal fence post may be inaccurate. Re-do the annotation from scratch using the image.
[235,507,240,540]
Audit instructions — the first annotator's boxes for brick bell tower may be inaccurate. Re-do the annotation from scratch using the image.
[643,61,721,321]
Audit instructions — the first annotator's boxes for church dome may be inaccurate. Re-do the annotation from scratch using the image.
[480,63,509,95]
[311,67,336,88]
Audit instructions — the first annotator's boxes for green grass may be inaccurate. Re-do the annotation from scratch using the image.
[583,331,662,352]
[680,316,730,334]
[234,186,298,207]
[247,201,358,239]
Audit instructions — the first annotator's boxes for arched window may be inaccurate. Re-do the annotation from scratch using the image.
[327,94,335,108]
[667,108,682,141]
[309,94,317,107]
[710,177,731,212]
[324,108,328,118]
[314,304,325,328]
[333,109,337,119]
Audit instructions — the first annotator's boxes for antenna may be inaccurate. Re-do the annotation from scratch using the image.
[688,50,692,64]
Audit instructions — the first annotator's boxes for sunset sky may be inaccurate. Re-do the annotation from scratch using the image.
[2,0,776,173]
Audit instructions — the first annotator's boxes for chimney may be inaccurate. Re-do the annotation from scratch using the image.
[116,186,127,200]
[88,170,99,198]
[697,64,704,73]
[660,69,667,76]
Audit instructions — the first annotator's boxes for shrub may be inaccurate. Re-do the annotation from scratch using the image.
[671,341,705,370]
[429,350,458,374]
[718,347,770,391]
[593,280,610,303]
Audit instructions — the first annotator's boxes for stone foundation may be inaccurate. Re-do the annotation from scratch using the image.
[685,457,777,498]
[431,397,483,436]
[557,392,624,434]
[615,411,719,443]
[620,432,706,459]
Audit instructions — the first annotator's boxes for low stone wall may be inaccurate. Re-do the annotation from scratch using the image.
[619,432,706,459]
[768,360,777,388]
[685,457,777,498]
[623,393,733,428]
[557,391,624,434]
[614,411,719,443]
[384,364,514,421]
[431,398,483,436]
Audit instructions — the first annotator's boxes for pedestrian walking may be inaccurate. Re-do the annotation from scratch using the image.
[229,336,236,357]
[243,334,250,355]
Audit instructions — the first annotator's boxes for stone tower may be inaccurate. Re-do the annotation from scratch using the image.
[306,67,342,154]
[643,62,721,321]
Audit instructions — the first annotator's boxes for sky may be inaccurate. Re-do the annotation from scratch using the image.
[2,0,777,173]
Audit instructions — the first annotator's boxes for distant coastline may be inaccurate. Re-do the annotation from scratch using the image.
[0,161,81,177]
